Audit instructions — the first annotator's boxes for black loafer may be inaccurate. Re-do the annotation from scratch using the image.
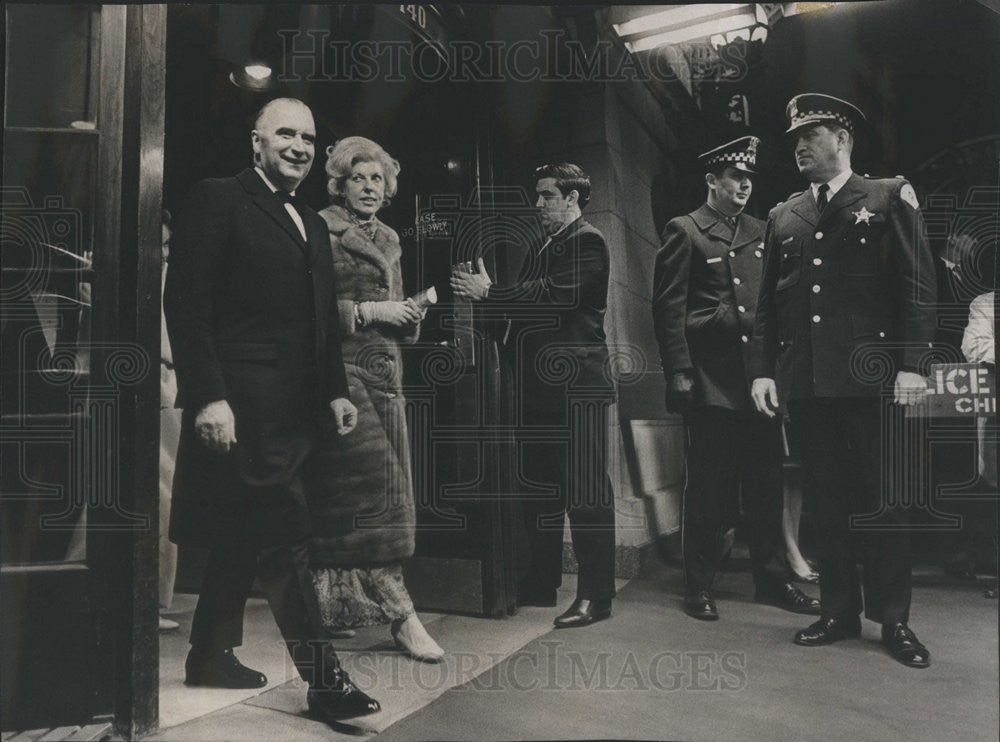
[881,623,930,668]
[755,582,821,615]
[794,616,861,646]
[683,591,719,621]
[553,598,612,628]
[184,647,267,688]
[307,670,381,723]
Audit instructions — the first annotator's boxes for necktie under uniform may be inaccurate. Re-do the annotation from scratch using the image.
[816,183,830,212]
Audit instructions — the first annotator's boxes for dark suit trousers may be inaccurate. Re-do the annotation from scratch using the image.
[788,398,912,625]
[189,541,341,687]
[519,398,617,602]
[682,407,788,595]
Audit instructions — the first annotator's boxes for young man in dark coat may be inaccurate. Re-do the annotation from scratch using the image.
[164,97,381,722]
[451,163,617,629]
[652,137,820,621]
[750,94,937,668]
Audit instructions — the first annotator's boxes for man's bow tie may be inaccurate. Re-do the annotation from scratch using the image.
[275,190,301,209]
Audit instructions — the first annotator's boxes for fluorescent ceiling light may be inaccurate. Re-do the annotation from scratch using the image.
[614,3,747,37]
[627,12,756,52]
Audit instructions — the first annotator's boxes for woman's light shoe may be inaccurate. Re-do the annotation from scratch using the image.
[391,615,444,663]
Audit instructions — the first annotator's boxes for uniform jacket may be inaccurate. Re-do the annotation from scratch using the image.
[164,168,350,548]
[485,216,613,418]
[306,204,417,566]
[652,204,767,410]
[749,172,937,401]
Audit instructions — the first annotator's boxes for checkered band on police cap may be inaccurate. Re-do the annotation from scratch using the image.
[785,94,866,134]
[698,135,760,173]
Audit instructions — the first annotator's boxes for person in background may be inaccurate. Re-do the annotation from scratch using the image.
[452,163,617,629]
[159,210,180,632]
[308,136,444,662]
[961,290,998,598]
[652,136,820,621]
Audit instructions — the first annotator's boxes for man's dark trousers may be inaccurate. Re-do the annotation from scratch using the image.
[789,398,913,624]
[682,407,788,595]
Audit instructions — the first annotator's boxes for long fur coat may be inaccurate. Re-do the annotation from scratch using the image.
[306,204,419,566]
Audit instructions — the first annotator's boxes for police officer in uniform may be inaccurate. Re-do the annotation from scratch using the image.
[653,137,820,620]
[750,95,937,667]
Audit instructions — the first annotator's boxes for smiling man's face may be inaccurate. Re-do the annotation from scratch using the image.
[252,99,316,191]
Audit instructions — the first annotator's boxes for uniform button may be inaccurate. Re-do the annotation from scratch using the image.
[813,257,823,266]
[860,238,867,245]
[741,335,749,344]
[755,249,762,258]
[733,277,741,285]
[738,305,746,313]
[815,231,824,239]
[879,331,886,338]
[812,314,821,323]
[812,284,821,293]
[729,251,736,258]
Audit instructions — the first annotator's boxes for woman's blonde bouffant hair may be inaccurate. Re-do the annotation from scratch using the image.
[324,136,400,207]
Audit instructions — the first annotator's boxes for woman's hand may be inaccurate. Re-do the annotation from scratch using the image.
[358,300,423,328]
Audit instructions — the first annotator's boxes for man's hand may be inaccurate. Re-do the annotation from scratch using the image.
[449,257,492,301]
[358,300,423,328]
[329,397,358,435]
[664,371,696,414]
[194,399,236,453]
[751,377,779,418]
[894,370,928,405]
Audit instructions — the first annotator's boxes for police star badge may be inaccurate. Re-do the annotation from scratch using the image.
[853,206,875,225]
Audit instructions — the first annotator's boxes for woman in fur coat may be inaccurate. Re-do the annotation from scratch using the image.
[308,136,444,662]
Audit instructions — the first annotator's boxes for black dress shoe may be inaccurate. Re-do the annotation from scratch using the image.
[184,647,267,688]
[553,598,612,628]
[307,670,381,723]
[755,582,821,615]
[794,616,861,646]
[881,623,930,668]
[683,591,719,621]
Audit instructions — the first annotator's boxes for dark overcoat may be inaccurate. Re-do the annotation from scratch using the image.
[652,204,767,410]
[749,173,937,401]
[305,204,418,566]
[164,168,349,548]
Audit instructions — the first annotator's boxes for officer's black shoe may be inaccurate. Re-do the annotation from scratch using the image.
[683,591,719,621]
[881,623,930,668]
[553,598,612,628]
[794,616,861,646]
[755,582,821,615]
[184,647,267,688]
[307,670,381,723]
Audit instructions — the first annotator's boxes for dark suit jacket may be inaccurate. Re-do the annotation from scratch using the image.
[164,168,349,548]
[485,216,613,419]
[652,204,767,410]
[749,173,937,401]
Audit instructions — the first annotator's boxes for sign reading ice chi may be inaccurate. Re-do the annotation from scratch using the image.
[907,363,997,418]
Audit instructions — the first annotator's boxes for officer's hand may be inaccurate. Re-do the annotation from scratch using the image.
[194,399,236,453]
[751,377,779,418]
[665,371,696,413]
[894,370,928,406]
[329,397,358,435]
